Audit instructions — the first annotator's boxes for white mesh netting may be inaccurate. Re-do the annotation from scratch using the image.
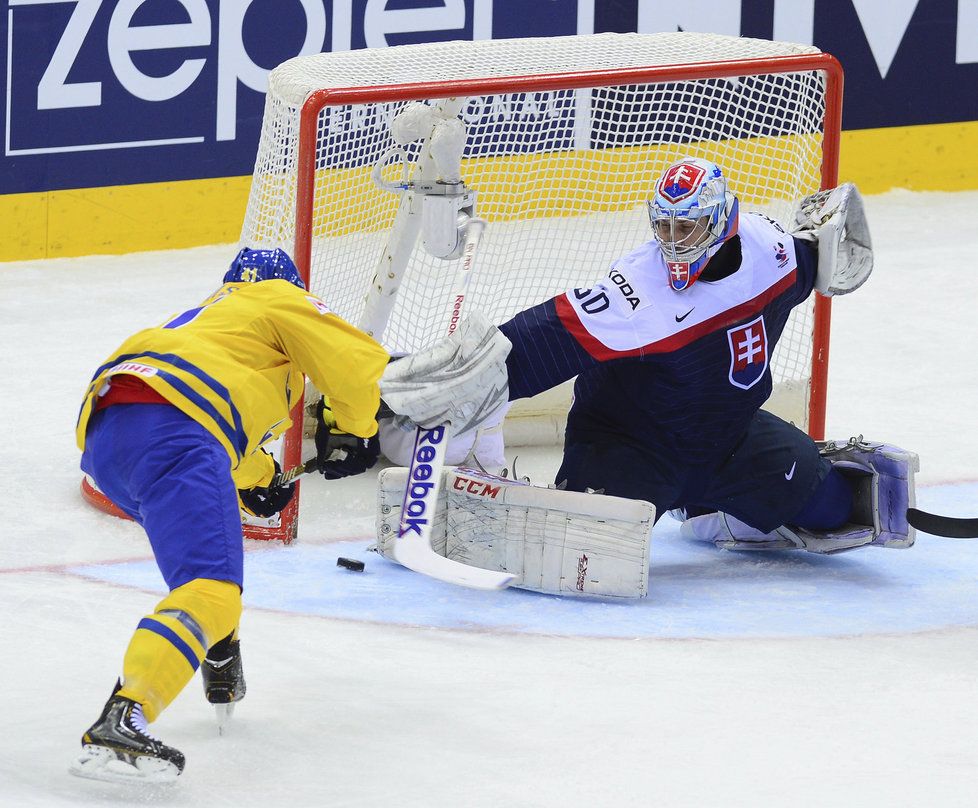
[242,32,835,434]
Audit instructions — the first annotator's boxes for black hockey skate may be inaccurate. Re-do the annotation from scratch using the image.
[69,691,185,784]
[202,634,246,733]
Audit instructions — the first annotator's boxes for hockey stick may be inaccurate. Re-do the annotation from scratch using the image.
[906,508,978,539]
[392,220,516,591]
[271,457,319,488]
[271,403,397,487]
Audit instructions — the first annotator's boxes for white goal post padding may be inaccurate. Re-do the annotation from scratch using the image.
[242,32,842,442]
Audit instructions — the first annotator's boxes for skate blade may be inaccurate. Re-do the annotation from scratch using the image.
[215,702,235,735]
[69,744,180,785]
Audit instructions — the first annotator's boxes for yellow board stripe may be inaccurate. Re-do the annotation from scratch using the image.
[0,175,252,262]
[1,120,976,263]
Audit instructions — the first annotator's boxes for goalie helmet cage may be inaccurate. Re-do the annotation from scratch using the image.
[235,31,843,543]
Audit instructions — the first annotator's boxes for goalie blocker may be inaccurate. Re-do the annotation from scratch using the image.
[377,467,655,598]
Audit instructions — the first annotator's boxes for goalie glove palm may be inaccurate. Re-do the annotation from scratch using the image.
[315,398,380,480]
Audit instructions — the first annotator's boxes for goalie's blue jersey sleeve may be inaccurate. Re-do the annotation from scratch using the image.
[498,213,820,465]
[76,279,389,489]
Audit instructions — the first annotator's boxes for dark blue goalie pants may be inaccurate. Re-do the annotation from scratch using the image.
[555,409,846,534]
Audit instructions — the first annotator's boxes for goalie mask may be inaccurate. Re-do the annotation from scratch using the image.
[223,247,305,290]
[647,157,739,291]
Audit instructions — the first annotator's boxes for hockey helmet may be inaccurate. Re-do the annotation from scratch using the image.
[647,157,739,291]
[223,247,305,290]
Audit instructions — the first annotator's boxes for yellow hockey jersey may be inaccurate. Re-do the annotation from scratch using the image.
[76,279,389,489]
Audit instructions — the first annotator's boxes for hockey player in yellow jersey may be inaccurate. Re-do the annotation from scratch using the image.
[70,248,389,784]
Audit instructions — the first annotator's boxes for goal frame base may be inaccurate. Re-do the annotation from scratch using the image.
[80,476,300,544]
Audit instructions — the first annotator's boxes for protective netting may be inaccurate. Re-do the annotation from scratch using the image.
[243,32,834,432]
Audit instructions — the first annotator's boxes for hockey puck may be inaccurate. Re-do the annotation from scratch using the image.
[336,557,365,572]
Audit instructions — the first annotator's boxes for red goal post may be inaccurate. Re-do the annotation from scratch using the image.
[232,31,843,542]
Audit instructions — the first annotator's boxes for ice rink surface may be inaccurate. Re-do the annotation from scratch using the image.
[2,190,978,806]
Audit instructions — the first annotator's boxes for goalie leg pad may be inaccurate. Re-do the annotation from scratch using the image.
[378,466,449,558]
[817,436,919,549]
[377,467,655,598]
[681,437,919,554]
[681,511,877,555]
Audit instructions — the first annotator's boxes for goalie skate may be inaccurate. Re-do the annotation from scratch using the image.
[69,695,184,784]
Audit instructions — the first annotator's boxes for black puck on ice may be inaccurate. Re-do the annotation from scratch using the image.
[336,557,365,572]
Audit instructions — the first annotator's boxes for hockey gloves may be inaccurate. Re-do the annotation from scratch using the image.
[238,460,296,518]
[315,397,380,480]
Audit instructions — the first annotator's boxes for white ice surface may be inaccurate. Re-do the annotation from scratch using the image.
[2,190,978,806]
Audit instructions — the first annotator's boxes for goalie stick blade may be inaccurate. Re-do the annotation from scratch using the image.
[907,508,978,539]
[392,536,516,591]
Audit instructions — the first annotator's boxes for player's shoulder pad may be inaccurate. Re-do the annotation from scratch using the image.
[743,210,789,239]
[739,212,799,269]
[570,242,659,319]
[244,278,334,314]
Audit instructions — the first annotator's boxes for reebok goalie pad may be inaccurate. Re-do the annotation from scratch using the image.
[377,467,655,598]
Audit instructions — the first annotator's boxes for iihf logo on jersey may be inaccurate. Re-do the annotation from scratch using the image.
[727,315,769,389]
[774,242,789,268]
[658,163,707,203]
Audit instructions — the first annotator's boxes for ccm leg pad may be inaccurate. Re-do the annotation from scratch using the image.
[377,466,655,598]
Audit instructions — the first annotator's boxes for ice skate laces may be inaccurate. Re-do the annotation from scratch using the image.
[128,703,160,741]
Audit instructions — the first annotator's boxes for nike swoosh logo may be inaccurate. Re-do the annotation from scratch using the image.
[784,461,797,481]
[675,308,694,322]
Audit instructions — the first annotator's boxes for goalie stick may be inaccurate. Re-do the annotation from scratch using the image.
[271,223,513,590]
[392,219,515,591]
[906,508,978,539]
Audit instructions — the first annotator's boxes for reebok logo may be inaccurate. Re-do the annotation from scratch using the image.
[399,426,446,536]
[675,308,694,322]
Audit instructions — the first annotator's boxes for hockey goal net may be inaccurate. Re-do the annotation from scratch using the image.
[236,31,842,541]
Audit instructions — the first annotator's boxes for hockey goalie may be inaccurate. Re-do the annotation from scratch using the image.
[377,157,919,598]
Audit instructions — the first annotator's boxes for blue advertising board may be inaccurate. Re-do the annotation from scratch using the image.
[2,0,976,197]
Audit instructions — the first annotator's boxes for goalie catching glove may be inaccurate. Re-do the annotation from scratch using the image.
[380,311,511,435]
[376,466,655,598]
[791,182,873,296]
[315,398,380,480]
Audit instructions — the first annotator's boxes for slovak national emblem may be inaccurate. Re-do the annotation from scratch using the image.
[727,315,768,390]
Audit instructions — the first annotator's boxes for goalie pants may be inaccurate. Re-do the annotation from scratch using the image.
[81,403,243,720]
[556,409,844,534]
